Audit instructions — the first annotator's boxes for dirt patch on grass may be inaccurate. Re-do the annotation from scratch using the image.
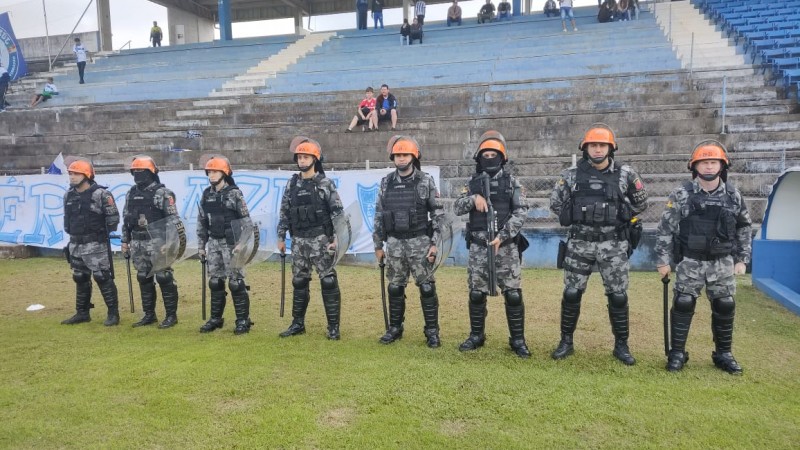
[216,398,256,414]
[440,419,469,436]
[318,407,355,429]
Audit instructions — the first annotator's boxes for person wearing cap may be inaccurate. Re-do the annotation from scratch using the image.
[373,136,445,348]
[61,159,121,326]
[549,123,648,365]
[277,137,346,340]
[197,156,255,335]
[454,131,531,358]
[655,141,751,375]
[121,155,184,329]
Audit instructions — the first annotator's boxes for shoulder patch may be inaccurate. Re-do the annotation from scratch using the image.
[666,200,673,208]
[460,185,469,195]
[633,178,644,191]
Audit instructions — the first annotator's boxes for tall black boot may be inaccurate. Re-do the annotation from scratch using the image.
[62,274,94,325]
[321,275,341,340]
[552,288,582,360]
[157,271,179,329]
[380,284,406,344]
[711,296,742,375]
[459,290,487,351]
[133,278,158,327]
[280,276,310,337]
[419,282,440,348]
[200,282,226,333]
[667,310,694,372]
[97,275,120,327]
[230,279,252,335]
[505,290,530,358]
[607,292,635,365]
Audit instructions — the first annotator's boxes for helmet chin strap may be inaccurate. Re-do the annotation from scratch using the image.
[588,155,608,164]
[210,177,224,187]
[697,171,720,182]
[298,163,314,173]
[396,162,412,172]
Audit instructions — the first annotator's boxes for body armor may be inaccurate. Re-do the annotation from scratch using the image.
[468,172,512,232]
[126,184,166,239]
[288,175,332,238]
[202,185,240,243]
[382,173,430,239]
[678,181,737,261]
[65,183,106,241]
[563,162,630,227]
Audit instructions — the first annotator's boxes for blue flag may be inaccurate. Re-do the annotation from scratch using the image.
[0,12,28,81]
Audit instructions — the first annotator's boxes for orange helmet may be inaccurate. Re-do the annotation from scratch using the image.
[203,156,232,176]
[387,135,421,160]
[289,136,322,160]
[473,130,508,161]
[579,123,618,152]
[67,159,94,179]
[129,155,158,174]
[688,140,730,170]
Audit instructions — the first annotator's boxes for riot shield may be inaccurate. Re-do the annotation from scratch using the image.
[249,214,277,264]
[323,202,364,271]
[145,217,187,277]
[229,217,259,271]
[429,213,458,275]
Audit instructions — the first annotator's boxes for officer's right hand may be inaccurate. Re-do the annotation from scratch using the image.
[375,248,385,263]
[657,264,671,279]
[474,194,488,212]
[198,249,206,258]
[278,241,286,255]
[121,242,130,256]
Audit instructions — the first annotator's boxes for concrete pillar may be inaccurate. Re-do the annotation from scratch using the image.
[403,0,410,22]
[167,8,215,45]
[218,0,233,41]
[525,0,532,15]
[513,0,521,16]
[96,0,112,51]
[294,8,307,35]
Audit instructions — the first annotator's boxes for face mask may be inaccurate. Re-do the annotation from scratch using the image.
[697,171,720,182]
[479,154,503,175]
[69,176,87,188]
[133,171,153,188]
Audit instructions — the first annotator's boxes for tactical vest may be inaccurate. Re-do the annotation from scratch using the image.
[126,184,166,239]
[567,162,629,227]
[678,181,737,261]
[468,172,512,232]
[64,183,107,241]
[288,175,332,238]
[382,173,430,238]
[202,185,240,243]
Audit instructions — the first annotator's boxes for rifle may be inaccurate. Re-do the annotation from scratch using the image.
[279,252,286,318]
[379,257,388,330]
[482,173,498,297]
[124,250,135,313]
[662,275,670,357]
[200,253,207,321]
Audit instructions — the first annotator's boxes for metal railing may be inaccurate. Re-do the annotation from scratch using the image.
[117,40,132,52]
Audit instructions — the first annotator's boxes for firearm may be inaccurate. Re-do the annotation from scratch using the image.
[482,173,498,297]
[279,251,286,318]
[200,253,207,321]
[379,256,388,330]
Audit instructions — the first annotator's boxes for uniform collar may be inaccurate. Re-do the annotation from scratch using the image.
[692,177,726,194]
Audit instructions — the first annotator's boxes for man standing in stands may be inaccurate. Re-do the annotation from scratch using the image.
[375,84,398,131]
[372,0,384,29]
[150,21,163,47]
[414,0,427,26]
[559,0,578,32]
[373,136,445,348]
[61,159,121,326]
[73,37,91,84]
[655,141,751,375]
[448,0,463,26]
[357,0,369,30]
[549,124,648,365]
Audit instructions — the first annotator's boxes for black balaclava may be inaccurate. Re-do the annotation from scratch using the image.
[133,170,154,188]
[478,152,504,176]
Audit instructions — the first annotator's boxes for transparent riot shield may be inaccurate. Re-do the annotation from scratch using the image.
[249,214,277,264]
[430,212,458,275]
[323,202,364,271]
[230,217,259,271]
[145,217,187,277]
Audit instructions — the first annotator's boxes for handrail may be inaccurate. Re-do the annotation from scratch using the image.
[118,40,132,51]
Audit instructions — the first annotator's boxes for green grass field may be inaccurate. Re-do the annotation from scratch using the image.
[1,257,799,449]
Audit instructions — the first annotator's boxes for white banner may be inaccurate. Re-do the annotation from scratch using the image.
[0,167,440,254]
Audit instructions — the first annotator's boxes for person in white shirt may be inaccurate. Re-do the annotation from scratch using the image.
[31,77,59,107]
[72,37,91,84]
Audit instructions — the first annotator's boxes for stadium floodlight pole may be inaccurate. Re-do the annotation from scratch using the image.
[42,1,52,72]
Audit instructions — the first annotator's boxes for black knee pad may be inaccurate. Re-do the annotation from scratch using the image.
[388,283,405,297]
[419,282,436,298]
[674,293,697,313]
[155,271,174,287]
[469,290,486,304]
[209,277,225,292]
[321,275,338,291]
[72,270,90,284]
[711,296,735,315]
[292,276,310,289]
[92,270,112,284]
[607,291,628,309]
[136,271,152,284]
[504,289,522,306]
[563,287,583,305]
[228,278,246,294]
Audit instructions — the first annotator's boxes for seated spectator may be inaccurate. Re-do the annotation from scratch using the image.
[409,17,423,45]
[560,0,578,32]
[478,0,495,24]
[497,1,511,21]
[617,0,631,21]
[447,0,463,26]
[375,84,398,130]
[544,0,559,17]
[346,86,377,132]
[30,77,59,108]
[0,63,9,113]
[400,18,411,45]
[598,0,615,23]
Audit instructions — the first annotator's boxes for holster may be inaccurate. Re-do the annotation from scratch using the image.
[63,245,71,264]
[557,240,567,269]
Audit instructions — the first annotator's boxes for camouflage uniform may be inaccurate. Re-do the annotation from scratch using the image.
[372,168,444,347]
[454,168,530,356]
[197,183,253,334]
[549,158,648,364]
[655,178,752,373]
[122,180,183,328]
[62,182,121,326]
[277,172,345,339]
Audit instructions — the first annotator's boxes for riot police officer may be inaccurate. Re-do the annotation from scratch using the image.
[197,156,254,335]
[655,140,751,374]
[373,136,445,348]
[277,137,345,340]
[454,131,531,358]
[549,123,648,365]
[121,155,184,329]
[61,158,121,326]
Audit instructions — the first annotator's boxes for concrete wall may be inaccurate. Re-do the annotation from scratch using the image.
[18,32,100,60]
[167,7,215,45]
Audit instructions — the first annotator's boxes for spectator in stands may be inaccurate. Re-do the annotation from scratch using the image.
[544,0,559,17]
[410,17,424,45]
[448,1,463,26]
[498,1,512,21]
[372,0,384,29]
[414,0,427,26]
[346,87,377,132]
[630,0,640,20]
[617,0,631,21]
[0,63,9,113]
[560,0,578,32]
[400,18,411,45]
[375,84,398,130]
[150,21,163,47]
[478,0,496,23]
[30,77,59,108]
[73,37,91,84]
[357,0,369,30]
[598,0,615,23]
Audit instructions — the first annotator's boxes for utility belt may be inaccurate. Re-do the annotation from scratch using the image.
[70,232,106,245]
[209,230,236,245]
[292,225,329,239]
[568,229,622,242]
[680,249,730,262]
[388,229,428,240]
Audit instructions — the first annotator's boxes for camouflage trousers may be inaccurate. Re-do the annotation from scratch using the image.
[69,241,113,274]
[563,238,629,293]
[386,235,434,287]
[131,238,173,277]
[675,255,736,299]
[292,234,336,280]
[467,238,521,294]
[206,237,245,280]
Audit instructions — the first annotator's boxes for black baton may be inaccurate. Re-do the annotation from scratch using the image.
[662,275,671,357]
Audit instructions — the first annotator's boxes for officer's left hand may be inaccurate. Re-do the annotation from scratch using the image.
[489,237,501,254]
[734,262,746,275]
[426,245,438,263]
[327,238,337,254]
